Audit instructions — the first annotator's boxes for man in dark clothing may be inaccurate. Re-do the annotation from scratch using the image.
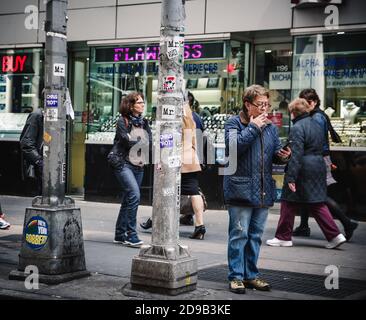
[20,108,44,195]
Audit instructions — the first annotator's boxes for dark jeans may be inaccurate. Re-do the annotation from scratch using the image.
[114,163,144,238]
[297,183,353,230]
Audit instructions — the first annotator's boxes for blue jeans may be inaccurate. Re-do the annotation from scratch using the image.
[227,206,269,281]
[114,163,144,238]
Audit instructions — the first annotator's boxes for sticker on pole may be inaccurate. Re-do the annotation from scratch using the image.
[46,108,58,121]
[61,163,66,183]
[168,155,181,168]
[46,94,58,107]
[162,105,176,120]
[53,63,65,77]
[167,47,179,60]
[163,76,176,92]
[25,216,49,250]
[43,131,52,144]
[160,133,174,148]
[167,36,184,48]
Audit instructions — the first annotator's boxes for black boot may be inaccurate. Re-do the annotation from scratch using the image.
[140,218,152,230]
[189,225,206,240]
[345,220,358,241]
[293,225,311,237]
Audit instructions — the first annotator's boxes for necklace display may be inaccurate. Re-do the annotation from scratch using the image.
[342,103,360,124]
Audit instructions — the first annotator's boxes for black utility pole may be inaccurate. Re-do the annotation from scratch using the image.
[10,0,89,284]
[130,0,197,295]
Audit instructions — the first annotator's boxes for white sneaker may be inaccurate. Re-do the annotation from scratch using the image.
[326,234,346,249]
[266,237,293,247]
[0,217,10,230]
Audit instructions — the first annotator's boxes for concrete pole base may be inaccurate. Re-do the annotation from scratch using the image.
[130,244,197,296]
[9,205,89,284]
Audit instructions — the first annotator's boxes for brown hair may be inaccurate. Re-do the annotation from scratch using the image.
[288,98,310,118]
[242,84,269,104]
[119,92,144,116]
[242,84,269,117]
[299,88,320,109]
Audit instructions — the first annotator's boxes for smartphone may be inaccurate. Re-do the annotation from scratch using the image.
[282,141,291,150]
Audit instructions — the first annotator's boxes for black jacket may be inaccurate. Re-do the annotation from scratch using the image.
[20,109,44,165]
[111,116,152,168]
[281,113,327,203]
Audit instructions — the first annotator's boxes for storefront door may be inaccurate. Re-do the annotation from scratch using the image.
[68,51,89,194]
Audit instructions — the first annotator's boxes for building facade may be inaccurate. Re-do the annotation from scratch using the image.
[0,0,365,216]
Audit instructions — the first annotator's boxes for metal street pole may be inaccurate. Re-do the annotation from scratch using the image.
[10,0,89,284]
[130,0,197,295]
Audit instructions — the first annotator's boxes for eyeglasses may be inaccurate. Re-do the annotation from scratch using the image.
[251,102,271,109]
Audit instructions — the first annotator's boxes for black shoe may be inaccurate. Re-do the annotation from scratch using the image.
[293,226,311,237]
[189,225,206,240]
[140,218,152,230]
[345,220,358,241]
[180,215,194,226]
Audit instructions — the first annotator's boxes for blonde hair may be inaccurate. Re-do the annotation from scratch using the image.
[288,98,310,118]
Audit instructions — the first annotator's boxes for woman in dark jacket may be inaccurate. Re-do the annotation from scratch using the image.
[293,88,358,240]
[266,98,346,249]
[110,92,152,247]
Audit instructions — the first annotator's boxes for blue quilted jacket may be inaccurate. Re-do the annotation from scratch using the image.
[223,112,284,208]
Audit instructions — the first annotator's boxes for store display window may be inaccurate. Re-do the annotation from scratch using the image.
[292,32,366,147]
[87,40,250,146]
[0,48,44,139]
[255,43,293,140]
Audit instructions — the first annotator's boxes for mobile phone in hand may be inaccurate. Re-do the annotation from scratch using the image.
[282,141,291,150]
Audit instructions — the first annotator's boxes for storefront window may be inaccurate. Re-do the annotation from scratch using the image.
[86,40,250,144]
[292,32,366,147]
[255,44,293,140]
[0,48,44,139]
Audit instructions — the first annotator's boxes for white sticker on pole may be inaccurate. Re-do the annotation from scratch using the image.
[167,36,184,48]
[168,155,181,168]
[162,186,175,197]
[167,36,184,59]
[163,76,176,92]
[45,108,58,122]
[162,105,176,120]
[61,163,66,183]
[53,63,65,77]
[176,184,181,208]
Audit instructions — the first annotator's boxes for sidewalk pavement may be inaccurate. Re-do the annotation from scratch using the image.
[0,195,365,300]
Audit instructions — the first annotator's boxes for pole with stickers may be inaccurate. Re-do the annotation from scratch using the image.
[10,0,89,284]
[130,0,197,295]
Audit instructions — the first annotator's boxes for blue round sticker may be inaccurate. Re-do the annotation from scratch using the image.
[25,216,49,250]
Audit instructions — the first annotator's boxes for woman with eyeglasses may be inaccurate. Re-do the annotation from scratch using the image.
[223,84,291,294]
[109,92,151,247]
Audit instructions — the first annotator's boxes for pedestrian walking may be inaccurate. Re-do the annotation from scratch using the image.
[109,92,152,247]
[0,202,10,230]
[181,103,206,239]
[267,98,347,249]
[223,84,290,294]
[20,107,44,196]
[292,89,358,241]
